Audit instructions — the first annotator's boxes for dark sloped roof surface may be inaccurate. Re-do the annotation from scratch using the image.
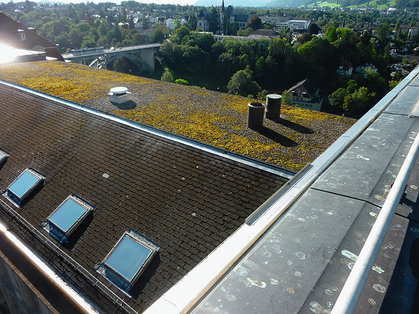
[288,78,320,98]
[0,82,289,313]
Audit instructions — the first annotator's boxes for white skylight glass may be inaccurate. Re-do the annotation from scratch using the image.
[6,169,44,205]
[47,195,93,236]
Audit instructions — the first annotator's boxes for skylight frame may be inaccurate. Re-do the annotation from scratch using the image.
[46,195,93,237]
[97,230,159,291]
[5,168,45,206]
[0,149,8,164]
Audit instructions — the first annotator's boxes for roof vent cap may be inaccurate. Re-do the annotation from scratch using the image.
[108,86,132,104]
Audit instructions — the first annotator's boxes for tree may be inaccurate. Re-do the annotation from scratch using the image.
[128,16,134,30]
[174,18,181,30]
[161,69,174,82]
[99,22,109,37]
[132,33,145,45]
[330,87,347,108]
[227,66,261,97]
[281,90,292,106]
[142,17,149,31]
[113,57,125,72]
[171,26,190,44]
[307,23,320,35]
[175,78,188,85]
[189,14,197,31]
[150,27,164,43]
[246,14,262,31]
[297,33,312,44]
[209,8,219,33]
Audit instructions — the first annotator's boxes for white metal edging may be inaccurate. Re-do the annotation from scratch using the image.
[331,130,419,314]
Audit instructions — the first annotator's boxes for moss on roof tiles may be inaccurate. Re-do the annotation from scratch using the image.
[0,61,356,172]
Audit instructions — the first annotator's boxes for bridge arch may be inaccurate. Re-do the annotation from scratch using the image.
[99,53,153,74]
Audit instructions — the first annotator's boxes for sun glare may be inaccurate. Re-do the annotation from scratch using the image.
[0,44,17,64]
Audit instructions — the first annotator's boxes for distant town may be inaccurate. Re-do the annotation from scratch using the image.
[2,0,419,116]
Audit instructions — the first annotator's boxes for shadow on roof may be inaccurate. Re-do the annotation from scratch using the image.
[272,118,314,134]
[16,180,44,207]
[62,211,94,251]
[128,253,162,299]
[0,159,7,171]
[110,100,137,110]
[256,126,297,147]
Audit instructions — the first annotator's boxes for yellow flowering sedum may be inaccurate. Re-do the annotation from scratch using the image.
[0,61,356,172]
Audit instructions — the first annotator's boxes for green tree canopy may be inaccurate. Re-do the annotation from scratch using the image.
[161,69,174,82]
[246,14,262,31]
[227,66,261,97]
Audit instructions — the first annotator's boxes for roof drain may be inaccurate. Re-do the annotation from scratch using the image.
[330,130,419,314]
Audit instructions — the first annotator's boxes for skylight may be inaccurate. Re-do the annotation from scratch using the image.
[5,169,45,206]
[96,230,159,291]
[45,195,93,243]
[0,150,8,164]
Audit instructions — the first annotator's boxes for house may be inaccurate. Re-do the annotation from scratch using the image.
[164,18,174,30]
[196,10,209,32]
[287,78,324,111]
[355,63,378,77]
[247,28,281,40]
[336,60,354,78]
[196,0,250,34]
[0,12,63,62]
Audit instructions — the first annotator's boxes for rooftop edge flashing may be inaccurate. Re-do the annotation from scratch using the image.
[0,79,294,179]
[143,67,419,314]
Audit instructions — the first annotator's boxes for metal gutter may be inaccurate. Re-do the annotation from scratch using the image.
[144,68,419,314]
[0,79,293,179]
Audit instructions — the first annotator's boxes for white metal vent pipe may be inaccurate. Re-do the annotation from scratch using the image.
[331,131,419,314]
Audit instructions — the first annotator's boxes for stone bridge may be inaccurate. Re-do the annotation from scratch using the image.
[62,43,162,73]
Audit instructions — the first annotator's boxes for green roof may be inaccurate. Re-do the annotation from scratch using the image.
[0,61,356,172]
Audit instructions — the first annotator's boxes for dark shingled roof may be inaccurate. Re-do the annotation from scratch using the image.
[0,81,289,313]
[288,78,320,99]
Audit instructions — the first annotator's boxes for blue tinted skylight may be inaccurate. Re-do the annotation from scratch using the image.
[0,150,8,164]
[6,169,44,205]
[47,195,92,236]
[105,235,152,282]
[97,230,159,291]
